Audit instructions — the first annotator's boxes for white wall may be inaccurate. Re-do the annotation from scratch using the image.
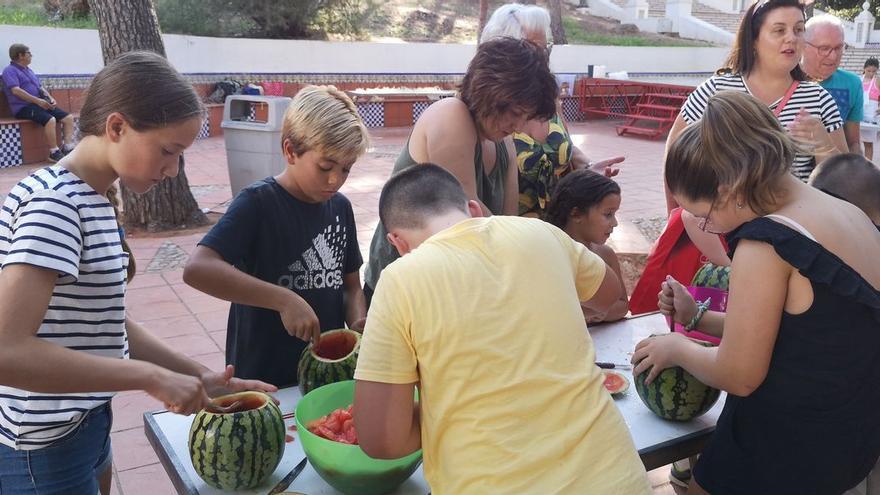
[0,24,728,77]
[676,16,735,46]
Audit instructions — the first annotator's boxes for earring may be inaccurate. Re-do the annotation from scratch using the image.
[736,203,744,209]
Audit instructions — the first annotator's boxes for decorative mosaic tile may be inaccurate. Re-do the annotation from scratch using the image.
[197,117,211,139]
[0,124,23,169]
[412,101,432,124]
[561,97,586,122]
[357,102,384,128]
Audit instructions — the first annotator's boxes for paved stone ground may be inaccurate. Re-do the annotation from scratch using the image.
[0,121,688,495]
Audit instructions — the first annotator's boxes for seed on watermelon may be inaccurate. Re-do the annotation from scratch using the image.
[602,370,629,396]
[297,329,361,395]
[634,339,720,421]
[188,391,286,491]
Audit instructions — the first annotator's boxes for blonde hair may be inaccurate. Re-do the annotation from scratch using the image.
[665,91,799,214]
[281,85,369,164]
[480,3,551,44]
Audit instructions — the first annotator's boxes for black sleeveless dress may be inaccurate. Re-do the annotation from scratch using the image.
[692,218,880,495]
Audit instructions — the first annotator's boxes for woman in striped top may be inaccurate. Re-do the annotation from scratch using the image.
[0,52,275,494]
[665,0,846,214]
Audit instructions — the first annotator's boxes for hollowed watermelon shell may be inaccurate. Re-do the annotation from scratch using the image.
[297,328,361,395]
[603,370,630,396]
[188,391,285,491]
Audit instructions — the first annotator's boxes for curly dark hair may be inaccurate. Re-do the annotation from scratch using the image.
[866,57,879,69]
[544,169,621,228]
[459,37,558,130]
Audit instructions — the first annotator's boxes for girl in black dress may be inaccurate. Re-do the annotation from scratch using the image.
[632,90,880,494]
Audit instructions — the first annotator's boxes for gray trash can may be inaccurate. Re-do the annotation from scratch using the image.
[221,95,292,196]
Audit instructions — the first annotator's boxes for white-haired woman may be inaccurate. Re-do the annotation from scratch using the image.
[481,3,622,217]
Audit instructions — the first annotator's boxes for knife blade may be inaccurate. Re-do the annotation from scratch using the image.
[596,361,632,370]
[268,456,308,495]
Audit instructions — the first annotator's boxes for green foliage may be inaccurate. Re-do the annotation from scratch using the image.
[155,0,376,39]
[814,0,874,20]
[155,0,255,38]
[0,3,95,29]
[562,17,711,46]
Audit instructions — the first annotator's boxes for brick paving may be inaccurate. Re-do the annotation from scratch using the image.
[0,120,686,494]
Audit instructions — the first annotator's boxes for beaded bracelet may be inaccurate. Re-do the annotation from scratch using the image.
[684,297,712,331]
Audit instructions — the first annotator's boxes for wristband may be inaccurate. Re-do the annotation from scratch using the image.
[684,297,711,331]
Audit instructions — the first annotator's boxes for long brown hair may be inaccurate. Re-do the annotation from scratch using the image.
[78,51,205,137]
[719,0,807,81]
[665,91,796,214]
[105,184,136,283]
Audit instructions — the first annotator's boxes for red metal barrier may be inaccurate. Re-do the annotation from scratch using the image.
[573,78,695,139]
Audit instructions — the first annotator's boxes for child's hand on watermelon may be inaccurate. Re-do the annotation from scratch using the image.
[201,365,279,401]
[659,276,698,325]
[630,333,690,385]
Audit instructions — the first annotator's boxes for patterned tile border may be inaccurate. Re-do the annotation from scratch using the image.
[0,124,23,169]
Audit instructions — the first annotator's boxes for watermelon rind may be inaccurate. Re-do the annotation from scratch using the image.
[297,328,361,396]
[634,337,720,421]
[188,391,286,491]
[603,370,630,396]
[634,365,720,421]
[691,262,730,290]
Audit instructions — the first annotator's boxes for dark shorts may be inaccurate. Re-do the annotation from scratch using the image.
[14,104,70,126]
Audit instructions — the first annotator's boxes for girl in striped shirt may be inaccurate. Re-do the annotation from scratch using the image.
[0,51,275,494]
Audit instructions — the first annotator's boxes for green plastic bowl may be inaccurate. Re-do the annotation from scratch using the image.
[295,380,423,495]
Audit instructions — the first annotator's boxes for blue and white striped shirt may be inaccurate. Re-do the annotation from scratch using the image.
[0,165,129,450]
[680,74,843,181]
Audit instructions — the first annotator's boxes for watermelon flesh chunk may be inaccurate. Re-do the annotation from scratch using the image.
[307,405,359,445]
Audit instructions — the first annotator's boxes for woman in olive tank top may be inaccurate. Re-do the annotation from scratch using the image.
[364,38,559,297]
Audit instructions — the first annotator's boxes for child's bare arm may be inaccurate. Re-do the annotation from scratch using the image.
[343,271,366,331]
[0,265,211,415]
[126,317,277,397]
[354,380,421,459]
[681,210,731,266]
[589,244,629,322]
[580,263,623,314]
[635,241,786,395]
[183,245,320,343]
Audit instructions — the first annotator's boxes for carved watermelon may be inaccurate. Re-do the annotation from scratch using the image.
[297,328,360,395]
[603,370,630,396]
[188,391,285,491]
[635,338,720,421]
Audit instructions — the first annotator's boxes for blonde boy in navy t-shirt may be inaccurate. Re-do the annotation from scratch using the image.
[184,86,370,387]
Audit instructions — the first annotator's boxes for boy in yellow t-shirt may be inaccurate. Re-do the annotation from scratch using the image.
[353,164,651,495]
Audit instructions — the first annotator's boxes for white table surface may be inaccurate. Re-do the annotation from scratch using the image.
[145,312,725,495]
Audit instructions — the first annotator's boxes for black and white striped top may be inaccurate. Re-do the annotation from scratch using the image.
[681,74,843,181]
[0,165,129,450]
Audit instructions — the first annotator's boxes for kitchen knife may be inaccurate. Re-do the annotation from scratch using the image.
[596,361,632,369]
[268,456,308,495]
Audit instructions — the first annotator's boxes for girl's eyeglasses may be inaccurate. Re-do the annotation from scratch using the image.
[697,199,723,234]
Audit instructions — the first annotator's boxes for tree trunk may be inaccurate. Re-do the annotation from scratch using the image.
[548,0,568,45]
[478,0,489,41]
[87,0,207,231]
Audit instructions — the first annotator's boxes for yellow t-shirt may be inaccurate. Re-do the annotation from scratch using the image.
[355,217,651,495]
